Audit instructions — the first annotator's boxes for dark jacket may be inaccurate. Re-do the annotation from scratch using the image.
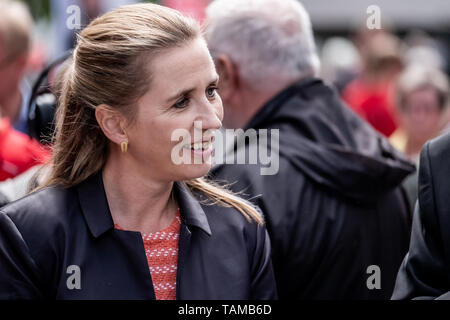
[0,172,277,300]
[212,78,415,300]
[0,191,9,208]
[392,132,450,300]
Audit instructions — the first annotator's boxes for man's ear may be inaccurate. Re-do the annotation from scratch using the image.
[95,104,128,146]
[215,54,239,102]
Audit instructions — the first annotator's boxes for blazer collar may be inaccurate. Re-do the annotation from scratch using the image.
[76,171,212,238]
[76,171,114,238]
[173,181,212,236]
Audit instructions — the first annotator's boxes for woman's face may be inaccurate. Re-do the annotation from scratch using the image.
[401,87,443,144]
[125,38,223,182]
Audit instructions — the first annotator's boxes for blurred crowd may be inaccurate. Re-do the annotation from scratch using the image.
[321,28,449,208]
[0,0,449,300]
[1,1,448,192]
[322,29,449,160]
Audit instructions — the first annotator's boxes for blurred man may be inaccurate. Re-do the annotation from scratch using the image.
[0,1,50,182]
[207,0,415,299]
[342,32,404,137]
[0,0,34,134]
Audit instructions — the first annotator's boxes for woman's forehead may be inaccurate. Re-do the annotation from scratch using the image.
[149,39,217,91]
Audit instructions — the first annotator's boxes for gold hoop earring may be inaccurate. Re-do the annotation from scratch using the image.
[121,141,128,153]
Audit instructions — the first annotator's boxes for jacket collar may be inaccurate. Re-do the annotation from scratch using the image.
[76,171,211,238]
[173,181,211,236]
[244,77,321,130]
[76,171,114,238]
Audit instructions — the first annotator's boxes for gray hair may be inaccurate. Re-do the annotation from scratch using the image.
[205,0,320,91]
[397,64,449,111]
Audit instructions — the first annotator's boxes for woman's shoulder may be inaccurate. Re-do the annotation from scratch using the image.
[199,202,271,281]
[199,200,266,244]
[0,185,80,296]
[0,184,78,235]
[177,182,265,235]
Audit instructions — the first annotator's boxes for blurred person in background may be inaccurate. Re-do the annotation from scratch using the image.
[390,65,449,212]
[0,56,71,203]
[0,0,50,183]
[0,0,34,134]
[207,0,415,300]
[342,32,404,137]
[320,37,361,93]
[50,0,138,58]
[0,116,49,182]
[403,30,447,72]
[391,65,449,162]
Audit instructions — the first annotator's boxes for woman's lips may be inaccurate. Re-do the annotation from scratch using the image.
[182,141,214,160]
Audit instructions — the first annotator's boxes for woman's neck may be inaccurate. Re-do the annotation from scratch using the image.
[102,154,178,234]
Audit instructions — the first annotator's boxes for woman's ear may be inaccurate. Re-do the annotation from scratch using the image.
[95,104,128,145]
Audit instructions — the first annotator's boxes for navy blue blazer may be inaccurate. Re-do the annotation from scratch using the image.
[0,172,277,300]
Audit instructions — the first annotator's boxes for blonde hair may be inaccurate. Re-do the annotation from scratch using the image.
[42,4,263,225]
[0,0,33,58]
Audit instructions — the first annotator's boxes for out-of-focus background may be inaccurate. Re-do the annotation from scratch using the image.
[21,0,449,73]
[0,0,449,199]
[21,0,450,141]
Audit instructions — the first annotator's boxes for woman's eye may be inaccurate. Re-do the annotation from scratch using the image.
[173,97,189,109]
[206,87,218,99]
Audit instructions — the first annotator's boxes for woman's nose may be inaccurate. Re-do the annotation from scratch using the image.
[196,101,223,130]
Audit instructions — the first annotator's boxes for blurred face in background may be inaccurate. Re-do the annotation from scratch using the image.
[0,0,32,119]
[0,37,27,102]
[0,1,33,112]
[400,86,444,145]
[0,37,28,116]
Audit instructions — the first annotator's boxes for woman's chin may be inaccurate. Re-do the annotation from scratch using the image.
[177,163,213,180]
[172,149,216,180]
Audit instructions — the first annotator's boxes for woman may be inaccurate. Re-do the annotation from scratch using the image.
[389,65,449,210]
[0,4,276,300]
[390,65,449,162]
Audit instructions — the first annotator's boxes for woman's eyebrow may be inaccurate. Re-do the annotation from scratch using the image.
[166,88,195,103]
[211,75,219,84]
[166,76,220,103]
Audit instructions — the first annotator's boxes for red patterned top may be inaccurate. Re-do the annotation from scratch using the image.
[115,210,181,300]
